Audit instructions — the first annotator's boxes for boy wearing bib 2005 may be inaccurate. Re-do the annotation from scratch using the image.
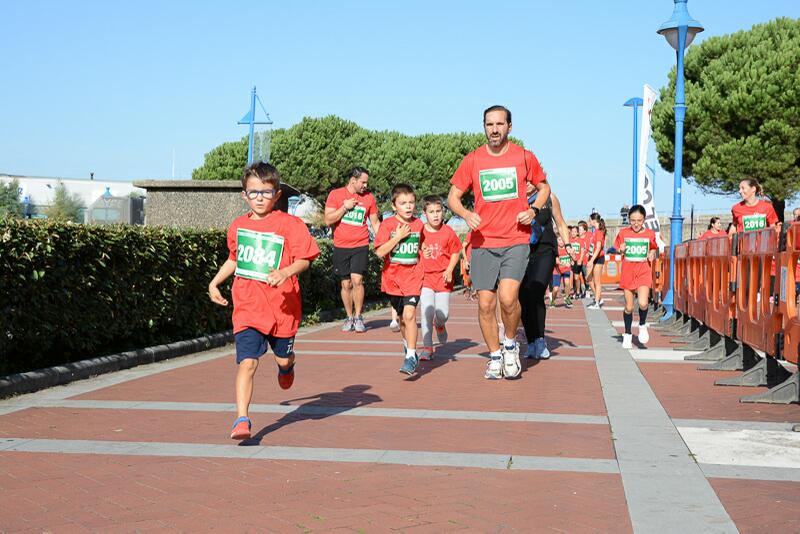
[613,204,657,350]
[374,184,426,377]
[208,162,320,441]
[448,105,551,381]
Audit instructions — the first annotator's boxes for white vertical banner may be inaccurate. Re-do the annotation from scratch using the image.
[637,84,666,249]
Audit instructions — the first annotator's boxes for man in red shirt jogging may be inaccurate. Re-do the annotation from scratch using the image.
[447,105,551,380]
[324,167,381,333]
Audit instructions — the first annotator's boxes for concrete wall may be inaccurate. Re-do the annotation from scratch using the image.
[133,180,300,229]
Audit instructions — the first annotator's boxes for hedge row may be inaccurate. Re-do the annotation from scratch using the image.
[0,220,388,375]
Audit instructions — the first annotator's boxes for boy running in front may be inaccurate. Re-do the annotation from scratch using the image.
[374,184,425,375]
[209,162,320,440]
[419,196,462,359]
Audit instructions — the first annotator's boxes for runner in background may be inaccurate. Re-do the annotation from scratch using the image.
[554,235,573,308]
[577,221,590,299]
[586,213,607,309]
[729,179,779,235]
[614,205,658,349]
[568,225,584,300]
[699,217,724,240]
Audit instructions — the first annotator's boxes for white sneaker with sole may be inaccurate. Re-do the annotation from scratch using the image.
[622,333,633,349]
[484,357,504,380]
[502,343,521,379]
[637,324,649,345]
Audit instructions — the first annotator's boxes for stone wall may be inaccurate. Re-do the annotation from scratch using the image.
[133,180,300,229]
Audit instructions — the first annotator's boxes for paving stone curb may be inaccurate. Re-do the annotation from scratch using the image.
[0,332,233,399]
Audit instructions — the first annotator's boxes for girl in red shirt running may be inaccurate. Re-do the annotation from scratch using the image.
[586,213,607,309]
[613,205,658,349]
[699,217,724,240]
[729,179,779,235]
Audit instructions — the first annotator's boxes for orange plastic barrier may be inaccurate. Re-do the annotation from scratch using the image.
[601,254,622,285]
[659,253,671,305]
[735,228,782,356]
[651,254,664,304]
[704,235,736,338]
[673,244,689,315]
[687,239,707,322]
[778,223,800,365]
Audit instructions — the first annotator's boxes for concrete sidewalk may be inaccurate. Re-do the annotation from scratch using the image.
[1,290,798,533]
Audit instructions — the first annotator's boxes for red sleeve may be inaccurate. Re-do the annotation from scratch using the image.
[450,152,474,193]
[525,151,546,185]
[324,189,339,209]
[448,229,462,255]
[649,231,658,250]
[366,193,377,218]
[374,218,392,248]
[731,206,739,228]
[227,222,238,261]
[288,217,320,263]
[767,203,779,226]
[613,230,624,251]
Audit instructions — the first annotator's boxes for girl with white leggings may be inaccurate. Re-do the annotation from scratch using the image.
[419,196,462,360]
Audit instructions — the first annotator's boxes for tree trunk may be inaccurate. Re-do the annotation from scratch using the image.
[771,198,786,224]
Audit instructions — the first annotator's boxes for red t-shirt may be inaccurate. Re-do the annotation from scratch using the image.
[421,224,462,292]
[589,230,606,259]
[374,216,425,296]
[731,200,778,233]
[699,230,724,240]
[614,227,657,263]
[556,244,572,274]
[325,187,378,248]
[450,142,546,249]
[227,211,321,337]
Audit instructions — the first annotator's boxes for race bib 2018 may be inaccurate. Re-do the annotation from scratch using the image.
[235,228,285,282]
[624,237,649,262]
[479,167,518,202]
[341,204,367,227]
[390,232,421,264]
[742,213,767,232]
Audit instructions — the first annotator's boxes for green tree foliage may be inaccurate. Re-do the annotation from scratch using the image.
[193,115,524,209]
[191,138,249,181]
[652,18,800,216]
[44,182,84,222]
[0,179,23,219]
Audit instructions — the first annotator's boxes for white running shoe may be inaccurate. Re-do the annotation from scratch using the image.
[587,302,600,310]
[484,356,504,380]
[502,343,521,379]
[637,324,650,345]
[622,333,633,349]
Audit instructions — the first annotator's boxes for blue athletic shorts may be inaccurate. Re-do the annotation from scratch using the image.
[551,274,561,288]
[234,328,295,363]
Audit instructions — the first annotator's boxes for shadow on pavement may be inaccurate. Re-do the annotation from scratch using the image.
[241,384,382,446]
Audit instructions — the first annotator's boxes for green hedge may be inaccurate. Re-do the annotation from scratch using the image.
[0,221,388,375]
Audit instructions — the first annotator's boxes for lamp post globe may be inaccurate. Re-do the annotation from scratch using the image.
[658,0,704,320]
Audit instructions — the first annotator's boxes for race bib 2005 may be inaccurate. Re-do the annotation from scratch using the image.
[624,237,649,262]
[341,204,367,226]
[390,232,420,264]
[235,228,285,282]
[742,213,767,232]
[479,167,518,202]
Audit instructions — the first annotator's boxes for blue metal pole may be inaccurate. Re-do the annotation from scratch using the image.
[661,25,688,319]
[247,86,256,164]
[632,104,640,205]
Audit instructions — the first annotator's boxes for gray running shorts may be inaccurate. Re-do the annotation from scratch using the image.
[470,244,530,291]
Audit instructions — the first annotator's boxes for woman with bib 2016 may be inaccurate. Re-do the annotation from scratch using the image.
[614,205,658,349]
[729,179,779,235]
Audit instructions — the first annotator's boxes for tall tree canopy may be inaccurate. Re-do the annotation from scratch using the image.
[193,115,523,207]
[651,17,800,217]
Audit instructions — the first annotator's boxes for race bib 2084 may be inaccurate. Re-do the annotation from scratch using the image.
[235,228,285,282]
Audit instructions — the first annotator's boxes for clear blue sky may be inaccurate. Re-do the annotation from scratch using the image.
[2,1,798,218]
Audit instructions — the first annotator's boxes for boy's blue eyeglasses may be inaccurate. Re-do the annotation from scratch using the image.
[245,189,277,200]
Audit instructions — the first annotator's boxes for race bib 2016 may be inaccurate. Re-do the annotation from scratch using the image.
[235,228,285,282]
[341,204,367,227]
[390,232,421,264]
[479,167,518,202]
[742,213,767,232]
[624,237,649,262]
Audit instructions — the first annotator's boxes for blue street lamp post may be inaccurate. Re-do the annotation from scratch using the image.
[658,0,704,319]
[624,98,643,205]
[238,86,274,165]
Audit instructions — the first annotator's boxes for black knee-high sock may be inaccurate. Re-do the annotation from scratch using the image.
[623,312,633,334]
[639,307,648,326]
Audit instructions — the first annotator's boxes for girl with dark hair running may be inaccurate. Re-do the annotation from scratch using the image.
[519,185,572,359]
[699,217,723,240]
[586,213,607,309]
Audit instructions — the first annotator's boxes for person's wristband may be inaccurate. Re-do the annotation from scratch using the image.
[530,206,540,217]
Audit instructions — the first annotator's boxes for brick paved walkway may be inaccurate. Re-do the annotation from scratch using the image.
[1,289,798,533]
